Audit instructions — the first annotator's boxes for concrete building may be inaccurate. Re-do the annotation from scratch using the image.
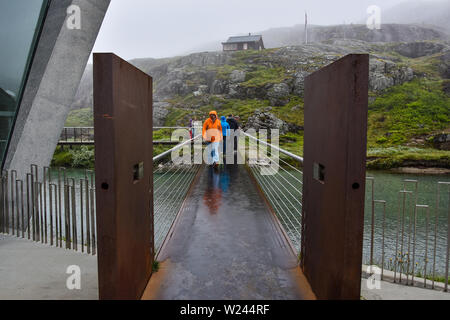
[0,0,110,177]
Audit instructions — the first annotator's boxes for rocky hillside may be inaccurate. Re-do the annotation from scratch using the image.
[72,38,448,120]
[259,24,448,49]
[69,35,450,168]
[183,23,448,54]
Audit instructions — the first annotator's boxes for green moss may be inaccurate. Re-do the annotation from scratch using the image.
[241,67,289,88]
[368,79,450,148]
[279,132,304,157]
[164,107,194,126]
[271,96,304,125]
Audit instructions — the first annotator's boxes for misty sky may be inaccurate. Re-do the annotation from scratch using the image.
[91,0,435,60]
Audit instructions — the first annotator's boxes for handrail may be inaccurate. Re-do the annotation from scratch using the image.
[153,135,202,162]
[62,127,94,130]
[153,127,190,130]
[242,131,304,164]
[62,126,190,130]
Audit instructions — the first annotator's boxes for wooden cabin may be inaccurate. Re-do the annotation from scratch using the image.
[222,34,265,51]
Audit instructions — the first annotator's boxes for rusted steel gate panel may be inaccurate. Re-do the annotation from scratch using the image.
[301,54,369,300]
[94,53,154,300]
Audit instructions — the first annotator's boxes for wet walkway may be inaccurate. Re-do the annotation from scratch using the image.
[142,164,315,300]
[0,234,97,300]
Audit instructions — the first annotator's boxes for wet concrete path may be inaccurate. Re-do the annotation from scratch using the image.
[142,164,315,300]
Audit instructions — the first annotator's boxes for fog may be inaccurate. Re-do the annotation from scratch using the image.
[91,0,447,60]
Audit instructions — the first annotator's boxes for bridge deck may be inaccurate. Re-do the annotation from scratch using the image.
[142,164,315,300]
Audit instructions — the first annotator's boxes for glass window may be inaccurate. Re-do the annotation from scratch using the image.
[0,0,50,165]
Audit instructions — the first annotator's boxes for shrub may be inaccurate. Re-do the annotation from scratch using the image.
[69,146,95,168]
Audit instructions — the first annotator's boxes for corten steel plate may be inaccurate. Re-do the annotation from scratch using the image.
[93,53,154,300]
[301,54,369,300]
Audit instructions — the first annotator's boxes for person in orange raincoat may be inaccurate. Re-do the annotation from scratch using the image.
[202,111,222,166]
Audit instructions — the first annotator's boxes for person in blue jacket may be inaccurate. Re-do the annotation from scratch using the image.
[220,116,231,160]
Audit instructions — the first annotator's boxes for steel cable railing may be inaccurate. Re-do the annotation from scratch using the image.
[152,134,202,254]
[243,131,304,253]
[243,131,450,291]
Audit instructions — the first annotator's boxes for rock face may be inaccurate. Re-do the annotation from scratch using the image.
[70,36,449,128]
[433,133,450,150]
[153,102,170,126]
[439,51,450,79]
[391,41,446,58]
[308,24,447,44]
[292,71,309,96]
[230,70,246,83]
[267,83,290,106]
[369,59,414,91]
[245,110,289,134]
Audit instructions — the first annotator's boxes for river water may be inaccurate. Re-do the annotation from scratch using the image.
[363,170,450,278]
[60,167,449,277]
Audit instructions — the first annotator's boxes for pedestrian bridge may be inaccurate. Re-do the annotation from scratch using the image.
[143,163,315,300]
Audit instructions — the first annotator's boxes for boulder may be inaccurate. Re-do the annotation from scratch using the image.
[153,102,170,126]
[267,83,290,106]
[245,110,289,135]
[433,133,450,151]
[293,71,309,97]
[211,79,228,94]
[369,58,413,91]
[193,85,209,96]
[230,70,246,83]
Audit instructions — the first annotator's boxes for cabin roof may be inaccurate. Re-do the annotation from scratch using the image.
[223,35,263,44]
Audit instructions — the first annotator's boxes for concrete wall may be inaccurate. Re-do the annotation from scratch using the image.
[4,0,110,177]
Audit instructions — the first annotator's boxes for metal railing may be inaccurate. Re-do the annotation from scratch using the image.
[59,127,95,145]
[153,135,203,254]
[242,132,450,291]
[0,133,203,256]
[0,166,97,255]
[243,132,303,253]
[365,177,450,291]
[58,127,191,145]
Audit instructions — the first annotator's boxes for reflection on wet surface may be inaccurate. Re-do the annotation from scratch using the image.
[203,166,232,215]
[142,164,315,300]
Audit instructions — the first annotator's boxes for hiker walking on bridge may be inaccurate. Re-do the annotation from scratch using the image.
[203,111,222,167]
[220,116,231,159]
[227,114,239,152]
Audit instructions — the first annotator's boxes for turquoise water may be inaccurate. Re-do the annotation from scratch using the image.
[58,167,449,277]
[249,165,449,277]
[363,170,450,277]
